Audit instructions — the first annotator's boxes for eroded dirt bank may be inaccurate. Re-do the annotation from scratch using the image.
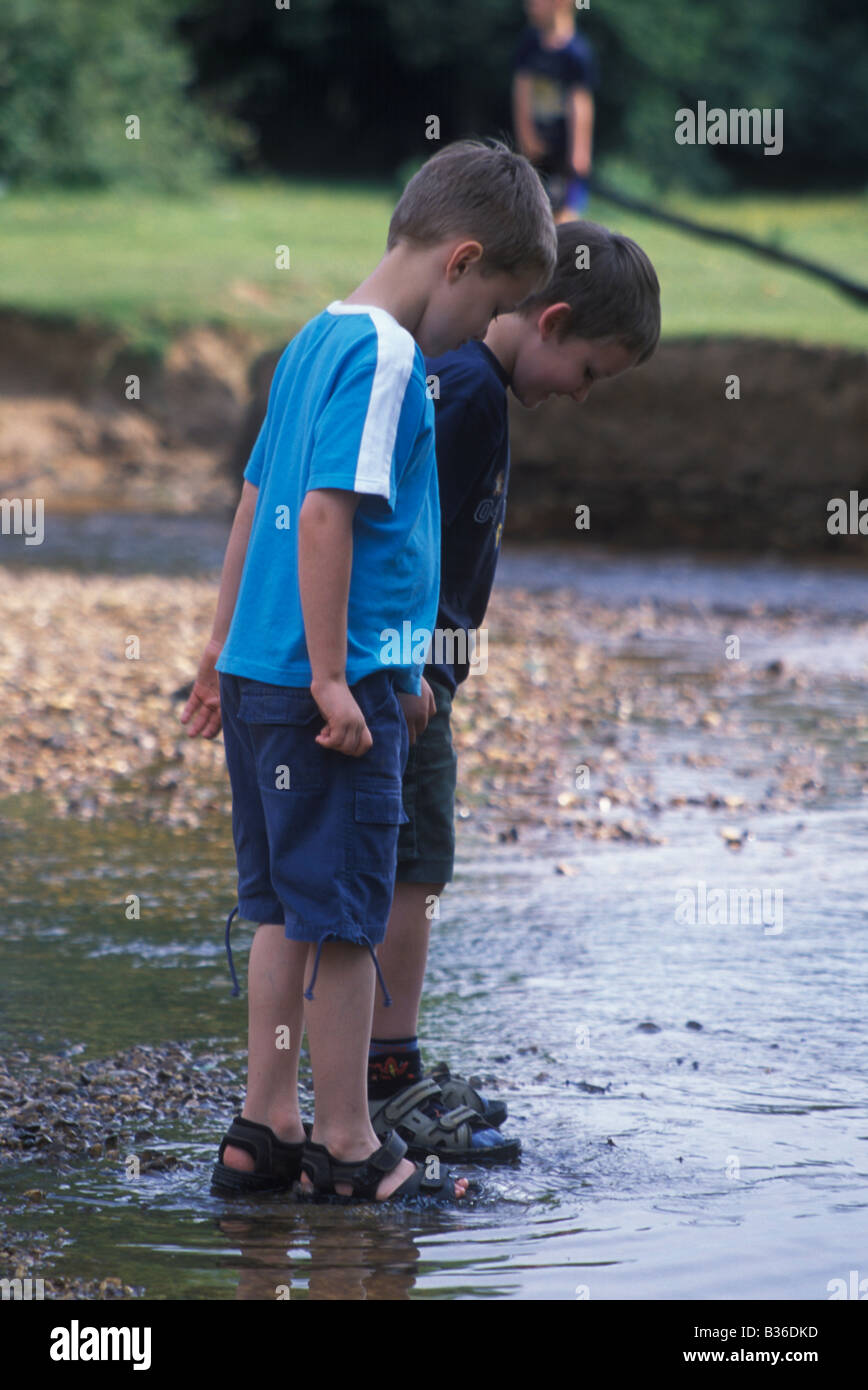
[1,310,865,555]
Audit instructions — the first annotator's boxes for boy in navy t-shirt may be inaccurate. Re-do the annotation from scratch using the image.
[513,0,597,219]
[367,221,661,1163]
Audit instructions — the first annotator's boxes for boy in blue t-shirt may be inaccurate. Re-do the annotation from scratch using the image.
[513,0,597,220]
[181,140,556,1204]
[367,221,660,1163]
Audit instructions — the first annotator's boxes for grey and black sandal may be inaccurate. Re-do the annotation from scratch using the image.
[299,1128,464,1205]
[369,1077,520,1165]
[428,1061,508,1129]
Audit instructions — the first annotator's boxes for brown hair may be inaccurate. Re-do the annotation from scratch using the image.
[519,220,661,363]
[388,139,557,289]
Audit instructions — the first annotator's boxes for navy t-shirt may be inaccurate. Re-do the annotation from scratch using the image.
[423,341,511,694]
[513,26,596,172]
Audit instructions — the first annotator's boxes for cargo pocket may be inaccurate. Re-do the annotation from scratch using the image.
[237,690,322,727]
[346,784,409,870]
[237,689,326,793]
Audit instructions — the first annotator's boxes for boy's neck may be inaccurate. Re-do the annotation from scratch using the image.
[341,245,436,340]
[482,314,524,381]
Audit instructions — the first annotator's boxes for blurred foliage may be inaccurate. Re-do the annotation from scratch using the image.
[1,0,866,192]
[0,0,250,190]
[177,0,868,191]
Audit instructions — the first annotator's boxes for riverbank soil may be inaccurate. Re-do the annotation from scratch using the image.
[1,311,865,555]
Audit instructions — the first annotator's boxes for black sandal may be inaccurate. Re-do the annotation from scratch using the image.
[299,1128,465,1205]
[211,1115,309,1196]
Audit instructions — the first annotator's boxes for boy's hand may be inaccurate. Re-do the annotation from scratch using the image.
[180,638,223,739]
[397,677,436,745]
[311,678,373,757]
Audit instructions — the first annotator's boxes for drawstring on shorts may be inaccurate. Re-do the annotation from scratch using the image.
[224,904,241,997]
[303,933,392,1009]
[224,906,391,1008]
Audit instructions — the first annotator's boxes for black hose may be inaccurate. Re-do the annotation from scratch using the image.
[590,178,868,308]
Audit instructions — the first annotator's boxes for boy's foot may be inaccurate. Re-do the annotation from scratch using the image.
[212,1115,309,1195]
[298,1129,469,1204]
[369,1078,521,1165]
[428,1061,508,1129]
[368,1039,509,1131]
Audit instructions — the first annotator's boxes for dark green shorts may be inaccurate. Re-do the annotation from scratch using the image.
[396,676,456,884]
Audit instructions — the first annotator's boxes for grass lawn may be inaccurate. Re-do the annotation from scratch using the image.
[2,178,866,353]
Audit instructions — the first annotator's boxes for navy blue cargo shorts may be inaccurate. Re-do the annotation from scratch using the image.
[218,668,410,996]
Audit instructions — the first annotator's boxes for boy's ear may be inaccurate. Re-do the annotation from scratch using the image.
[537,302,573,340]
[445,240,484,280]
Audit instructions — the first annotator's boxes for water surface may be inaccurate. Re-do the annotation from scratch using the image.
[2,523,866,1300]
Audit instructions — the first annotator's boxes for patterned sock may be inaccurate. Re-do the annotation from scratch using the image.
[367,1036,422,1100]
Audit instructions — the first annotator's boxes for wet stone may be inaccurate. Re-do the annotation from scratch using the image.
[0,1041,242,1174]
[11,1102,46,1124]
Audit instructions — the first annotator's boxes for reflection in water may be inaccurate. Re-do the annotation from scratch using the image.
[218,1210,421,1301]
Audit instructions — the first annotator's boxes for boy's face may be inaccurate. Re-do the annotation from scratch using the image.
[510,307,639,409]
[525,0,561,27]
[418,245,540,358]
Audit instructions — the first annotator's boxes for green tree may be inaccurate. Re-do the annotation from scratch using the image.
[178,0,868,190]
[0,0,249,190]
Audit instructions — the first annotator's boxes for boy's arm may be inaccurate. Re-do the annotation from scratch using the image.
[299,489,433,746]
[180,479,259,739]
[567,86,594,177]
[512,73,546,164]
[298,487,373,758]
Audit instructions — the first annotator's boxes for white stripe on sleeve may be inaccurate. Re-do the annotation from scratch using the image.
[326,302,416,499]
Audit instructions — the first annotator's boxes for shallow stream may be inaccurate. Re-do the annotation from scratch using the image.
[2,522,866,1300]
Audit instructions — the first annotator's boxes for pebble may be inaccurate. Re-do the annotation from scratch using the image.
[0,1042,245,1166]
[0,1235,142,1300]
[2,571,855,838]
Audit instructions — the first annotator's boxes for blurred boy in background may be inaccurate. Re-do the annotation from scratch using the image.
[512,0,596,221]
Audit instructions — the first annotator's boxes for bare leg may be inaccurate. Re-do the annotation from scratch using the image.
[302,938,466,1199]
[370,878,508,1159]
[221,922,308,1171]
[372,881,445,1039]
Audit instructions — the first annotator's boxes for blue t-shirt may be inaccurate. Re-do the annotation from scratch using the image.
[513,26,596,172]
[423,341,510,694]
[216,302,440,697]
